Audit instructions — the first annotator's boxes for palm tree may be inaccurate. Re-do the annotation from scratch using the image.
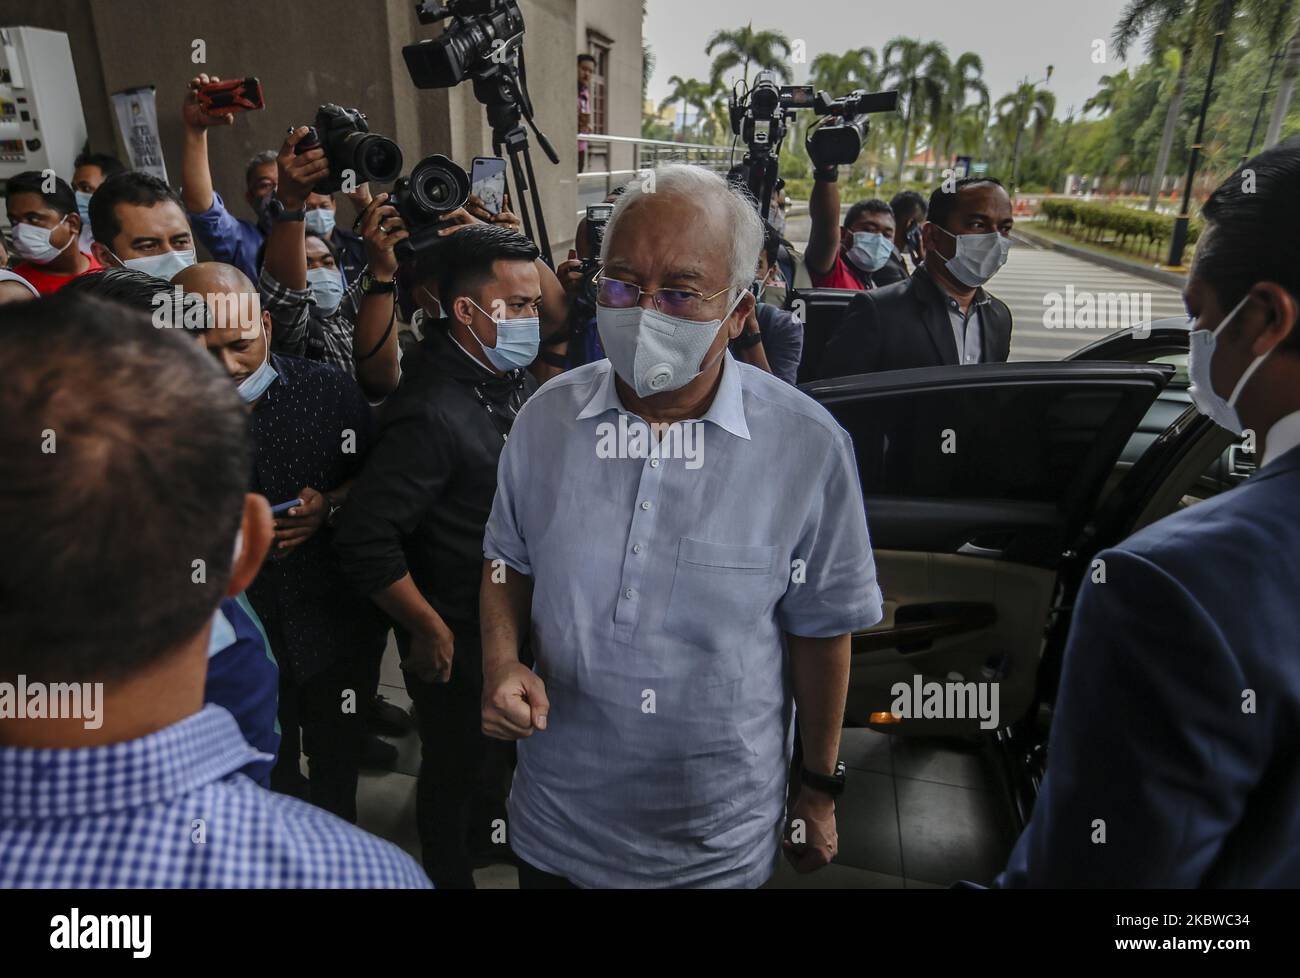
[809,47,879,94]
[1257,0,1300,145]
[1084,70,1131,116]
[995,80,1056,187]
[937,52,989,169]
[1112,0,1250,209]
[880,37,949,182]
[705,24,792,89]
[657,76,719,140]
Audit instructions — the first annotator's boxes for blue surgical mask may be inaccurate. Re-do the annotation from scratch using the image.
[112,248,197,282]
[76,191,94,229]
[238,341,278,403]
[305,208,336,237]
[847,230,894,273]
[307,265,345,315]
[467,298,541,371]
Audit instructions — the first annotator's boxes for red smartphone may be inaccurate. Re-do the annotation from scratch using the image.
[197,77,265,116]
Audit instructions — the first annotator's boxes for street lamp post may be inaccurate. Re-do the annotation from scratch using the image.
[1167,0,1231,269]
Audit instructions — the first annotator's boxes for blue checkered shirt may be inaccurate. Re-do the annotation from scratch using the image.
[0,705,430,888]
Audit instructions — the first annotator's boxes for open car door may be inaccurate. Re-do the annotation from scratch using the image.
[802,361,1174,737]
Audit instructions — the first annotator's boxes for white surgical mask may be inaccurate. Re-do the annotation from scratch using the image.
[12,217,74,265]
[596,292,742,398]
[112,248,197,282]
[307,266,345,316]
[936,225,1010,288]
[1187,294,1271,436]
[75,191,94,229]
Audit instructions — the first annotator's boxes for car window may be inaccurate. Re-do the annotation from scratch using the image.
[827,381,1152,506]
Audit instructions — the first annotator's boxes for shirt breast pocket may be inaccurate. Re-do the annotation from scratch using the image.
[663,537,779,670]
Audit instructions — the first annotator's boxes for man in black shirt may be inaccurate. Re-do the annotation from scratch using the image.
[334,225,543,887]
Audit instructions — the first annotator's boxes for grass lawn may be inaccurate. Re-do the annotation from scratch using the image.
[1017,220,1194,274]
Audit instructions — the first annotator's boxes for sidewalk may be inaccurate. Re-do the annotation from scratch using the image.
[1012,222,1187,290]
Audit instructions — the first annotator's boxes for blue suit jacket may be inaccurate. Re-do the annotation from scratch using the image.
[999,444,1300,887]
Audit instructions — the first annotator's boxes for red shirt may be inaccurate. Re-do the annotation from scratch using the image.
[13,252,104,296]
[809,252,871,290]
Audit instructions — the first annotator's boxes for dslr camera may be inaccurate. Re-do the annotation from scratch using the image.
[296,104,404,195]
[391,154,471,261]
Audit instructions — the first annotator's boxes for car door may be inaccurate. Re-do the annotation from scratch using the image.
[801,360,1174,737]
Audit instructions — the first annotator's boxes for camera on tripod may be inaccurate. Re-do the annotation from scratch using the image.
[296,104,404,195]
[391,154,471,262]
[403,0,525,90]
[728,71,815,160]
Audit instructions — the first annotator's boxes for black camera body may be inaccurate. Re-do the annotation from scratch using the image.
[729,72,816,160]
[391,154,471,261]
[806,89,899,168]
[404,0,525,90]
[297,104,404,195]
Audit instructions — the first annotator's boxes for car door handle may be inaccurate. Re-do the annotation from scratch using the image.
[852,602,997,655]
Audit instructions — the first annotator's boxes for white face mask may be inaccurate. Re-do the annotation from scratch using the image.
[596,292,742,398]
[306,265,345,315]
[12,217,74,265]
[1187,294,1272,436]
[112,248,197,282]
[936,225,1010,288]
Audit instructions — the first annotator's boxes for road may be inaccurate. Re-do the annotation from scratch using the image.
[782,212,1187,361]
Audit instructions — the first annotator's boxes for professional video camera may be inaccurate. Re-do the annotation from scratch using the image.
[401,0,559,267]
[806,89,899,168]
[728,70,897,222]
[296,104,404,196]
[391,154,471,262]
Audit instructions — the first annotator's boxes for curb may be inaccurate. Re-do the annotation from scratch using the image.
[1012,225,1187,290]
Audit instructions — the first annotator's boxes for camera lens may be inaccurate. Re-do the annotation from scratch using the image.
[408,155,469,219]
[341,132,404,184]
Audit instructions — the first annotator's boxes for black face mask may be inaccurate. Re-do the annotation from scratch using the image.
[254,195,274,235]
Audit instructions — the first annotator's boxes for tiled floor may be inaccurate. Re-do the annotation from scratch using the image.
[354,639,1017,889]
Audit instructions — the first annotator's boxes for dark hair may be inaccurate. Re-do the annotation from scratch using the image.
[890,190,927,225]
[245,150,278,188]
[89,171,187,249]
[306,230,341,268]
[578,54,596,66]
[844,198,893,230]
[1197,138,1300,354]
[411,223,540,315]
[927,177,1005,230]
[73,152,127,182]
[0,294,250,682]
[5,170,77,219]
[61,267,209,333]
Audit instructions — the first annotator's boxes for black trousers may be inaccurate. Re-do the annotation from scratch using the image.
[397,620,515,889]
[271,651,369,823]
[515,855,578,890]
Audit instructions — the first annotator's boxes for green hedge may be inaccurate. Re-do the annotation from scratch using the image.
[1039,198,1200,258]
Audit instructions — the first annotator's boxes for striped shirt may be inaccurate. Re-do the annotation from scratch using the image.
[0,705,430,888]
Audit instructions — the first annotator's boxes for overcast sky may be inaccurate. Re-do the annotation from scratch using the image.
[643,0,1141,122]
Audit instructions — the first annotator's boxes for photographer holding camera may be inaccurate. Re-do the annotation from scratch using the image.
[259,125,404,401]
[804,148,899,291]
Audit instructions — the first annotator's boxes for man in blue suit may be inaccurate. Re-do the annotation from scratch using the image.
[999,139,1300,887]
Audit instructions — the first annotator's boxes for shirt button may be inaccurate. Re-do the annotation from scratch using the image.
[650,458,660,468]
[633,543,643,554]
[624,587,634,599]
[640,500,652,511]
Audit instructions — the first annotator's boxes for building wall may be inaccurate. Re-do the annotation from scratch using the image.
[575,0,643,189]
[0,0,594,254]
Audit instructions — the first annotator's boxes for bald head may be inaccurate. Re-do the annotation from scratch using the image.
[177,262,272,386]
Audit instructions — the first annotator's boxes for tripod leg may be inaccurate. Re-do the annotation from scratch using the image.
[520,142,553,269]
[505,143,536,247]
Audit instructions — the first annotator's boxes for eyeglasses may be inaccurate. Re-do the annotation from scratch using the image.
[595,269,733,321]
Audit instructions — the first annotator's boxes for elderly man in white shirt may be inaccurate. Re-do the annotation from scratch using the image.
[478,163,883,888]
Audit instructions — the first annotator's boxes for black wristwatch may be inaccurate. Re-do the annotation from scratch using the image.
[266,194,305,222]
[731,329,763,350]
[800,760,846,797]
[812,164,839,183]
[358,270,397,295]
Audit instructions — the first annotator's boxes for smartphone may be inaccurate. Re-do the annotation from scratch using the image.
[470,156,507,216]
[270,498,303,517]
[197,77,265,116]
